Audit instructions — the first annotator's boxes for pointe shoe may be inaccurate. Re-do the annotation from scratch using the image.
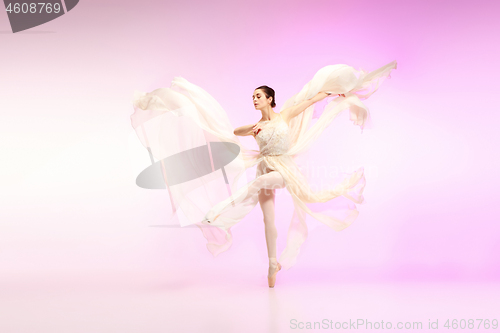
[268,262,282,288]
[200,214,212,225]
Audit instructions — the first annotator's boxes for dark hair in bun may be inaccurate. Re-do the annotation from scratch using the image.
[255,85,276,108]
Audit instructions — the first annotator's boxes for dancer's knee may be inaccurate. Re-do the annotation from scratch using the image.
[257,171,285,190]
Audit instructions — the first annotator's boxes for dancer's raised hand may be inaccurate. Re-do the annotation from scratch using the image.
[316,91,345,101]
[252,122,265,137]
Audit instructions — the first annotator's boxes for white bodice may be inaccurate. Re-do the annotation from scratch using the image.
[255,113,291,156]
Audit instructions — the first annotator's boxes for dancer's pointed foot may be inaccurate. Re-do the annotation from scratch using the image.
[268,258,282,288]
[201,215,211,224]
[201,212,222,226]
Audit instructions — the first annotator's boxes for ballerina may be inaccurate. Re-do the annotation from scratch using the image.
[204,85,344,287]
[131,60,397,288]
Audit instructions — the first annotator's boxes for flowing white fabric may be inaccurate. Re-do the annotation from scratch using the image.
[131,60,397,270]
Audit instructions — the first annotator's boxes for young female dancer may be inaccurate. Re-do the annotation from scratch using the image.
[220,85,343,287]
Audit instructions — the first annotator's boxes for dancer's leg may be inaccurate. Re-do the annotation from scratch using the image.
[246,171,285,201]
[259,187,277,258]
[204,171,286,224]
[259,188,280,278]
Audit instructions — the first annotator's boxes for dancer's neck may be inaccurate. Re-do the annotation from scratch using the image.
[260,106,278,121]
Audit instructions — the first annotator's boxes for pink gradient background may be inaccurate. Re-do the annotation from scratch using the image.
[1,0,499,332]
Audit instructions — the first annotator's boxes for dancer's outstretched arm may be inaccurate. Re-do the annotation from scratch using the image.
[281,92,343,123]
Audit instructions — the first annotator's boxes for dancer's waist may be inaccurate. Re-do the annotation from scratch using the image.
[260,152,288,157]
[259,147,291,157]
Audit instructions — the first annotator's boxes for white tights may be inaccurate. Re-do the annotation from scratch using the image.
[259,181,281,278]
[255,171,286,276]
[258,180,279,258]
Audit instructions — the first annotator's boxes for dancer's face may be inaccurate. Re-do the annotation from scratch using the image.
[253,89,272,110]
